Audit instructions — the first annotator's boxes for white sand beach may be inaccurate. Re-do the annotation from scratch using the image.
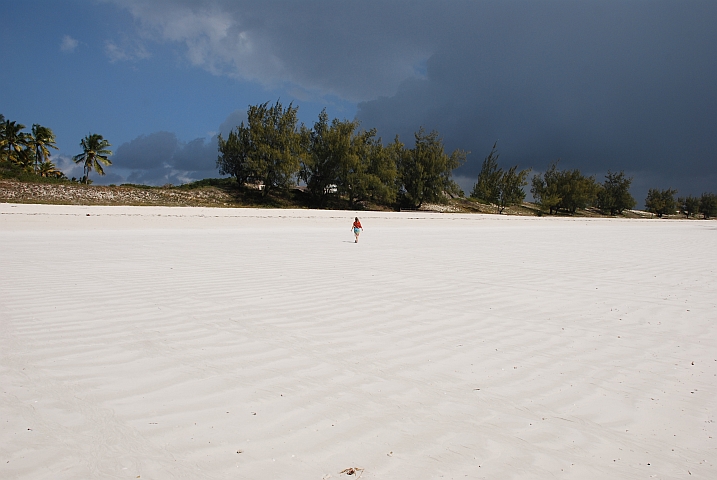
[1,203,715,479]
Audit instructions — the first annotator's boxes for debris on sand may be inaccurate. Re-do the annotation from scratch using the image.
[340,467,364,477]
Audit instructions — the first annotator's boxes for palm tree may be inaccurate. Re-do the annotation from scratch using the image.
[0,119,30,165]
[38,160,65,178]
[73,133,112,184]
[30,124,59,174]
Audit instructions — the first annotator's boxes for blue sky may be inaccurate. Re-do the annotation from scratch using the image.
[1,1,356,184]
[2,1,716,199]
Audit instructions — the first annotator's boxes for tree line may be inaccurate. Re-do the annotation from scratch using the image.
[3,107,715,217]
[217,101,717,217]
[469,150,640,216]
[530,162,636,216]
[217,101,465,208]
[644,188,717,219]
[0,113,112,184]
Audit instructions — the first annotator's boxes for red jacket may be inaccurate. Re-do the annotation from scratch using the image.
[353,220,362,229]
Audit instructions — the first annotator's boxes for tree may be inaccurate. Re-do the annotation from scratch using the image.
[496,165,531,214]
[334,128,399,207]
[38,160,65,178]
[677,195,700,218]
[369,136,402,205]
[698,192,717,219]
[217,126,252,185]
[470,142,502,205]
[530,161,562,214]
[73,133,112,184]
[596,170,636,215]
[30,124,59,174]
[560,169,599,213]
[398,128,466,208]
[16,146,36,171]
[531,161,598,214]
[300,110,356,203]
[470,143,530,213]
[248,100,306,195]
[336,128,370,207]
[217,101,306,196]
[0,119,30,165]
[645,188,677,218]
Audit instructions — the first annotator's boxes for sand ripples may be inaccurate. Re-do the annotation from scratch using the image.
[1,207,715,479]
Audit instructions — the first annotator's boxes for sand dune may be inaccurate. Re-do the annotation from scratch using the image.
[1,203,715,479]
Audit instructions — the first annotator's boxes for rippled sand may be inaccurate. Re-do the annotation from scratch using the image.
[1,203,715,479]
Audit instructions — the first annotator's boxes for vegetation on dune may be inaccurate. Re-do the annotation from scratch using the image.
[645,188,678,218]
[298,108,401,208]
[218,104,464,210]
[596,170,636,216]
[1,114,66,181]
[0,113,113,186]
[698,192,717,219]
[531,161,599,214]
[397,128,465,208]
[1,115,29,165]
[677,195,700,218]
[73,133,113,184]
[470,143,530,213]
[529,163,638,216]
[30,124,59,175]
[2,108,715,217]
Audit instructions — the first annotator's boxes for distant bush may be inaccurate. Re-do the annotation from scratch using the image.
[677,195,700,218]
[0,160,69,184]
[470,143,530,213]
[645,188,677,218]
[596,170,636,215]
[699,192,717,219]
[531,161,599,214]
[119,183,159,189]
[177,178,237,190]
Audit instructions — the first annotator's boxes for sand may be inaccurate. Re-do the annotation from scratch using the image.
[1,203,715,479]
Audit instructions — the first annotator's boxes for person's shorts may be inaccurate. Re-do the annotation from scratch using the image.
[353,227,361,234]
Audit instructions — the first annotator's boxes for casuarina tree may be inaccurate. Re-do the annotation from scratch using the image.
[677,195,700,218]
[246,100,306,196]
[471,143,530,213]
[532,161,599,214]
[645,188,677,218]
[496,165,531,213]
[217,126,252,185]
[698,192,717,219]
[398,128,466,208]
[300,110,357,203]
[470,142,502,205]
[596,170,636,215]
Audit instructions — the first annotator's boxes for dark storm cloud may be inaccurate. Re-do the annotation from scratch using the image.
[112,131,218,185]
[111,0,717,198]
[356,1,717,198]
[98,110,249,185]
[113,131,178,170]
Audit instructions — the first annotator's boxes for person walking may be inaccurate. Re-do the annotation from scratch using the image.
[352,217,363,243]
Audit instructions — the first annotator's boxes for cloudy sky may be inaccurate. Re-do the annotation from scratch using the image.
[2,0,715,201]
